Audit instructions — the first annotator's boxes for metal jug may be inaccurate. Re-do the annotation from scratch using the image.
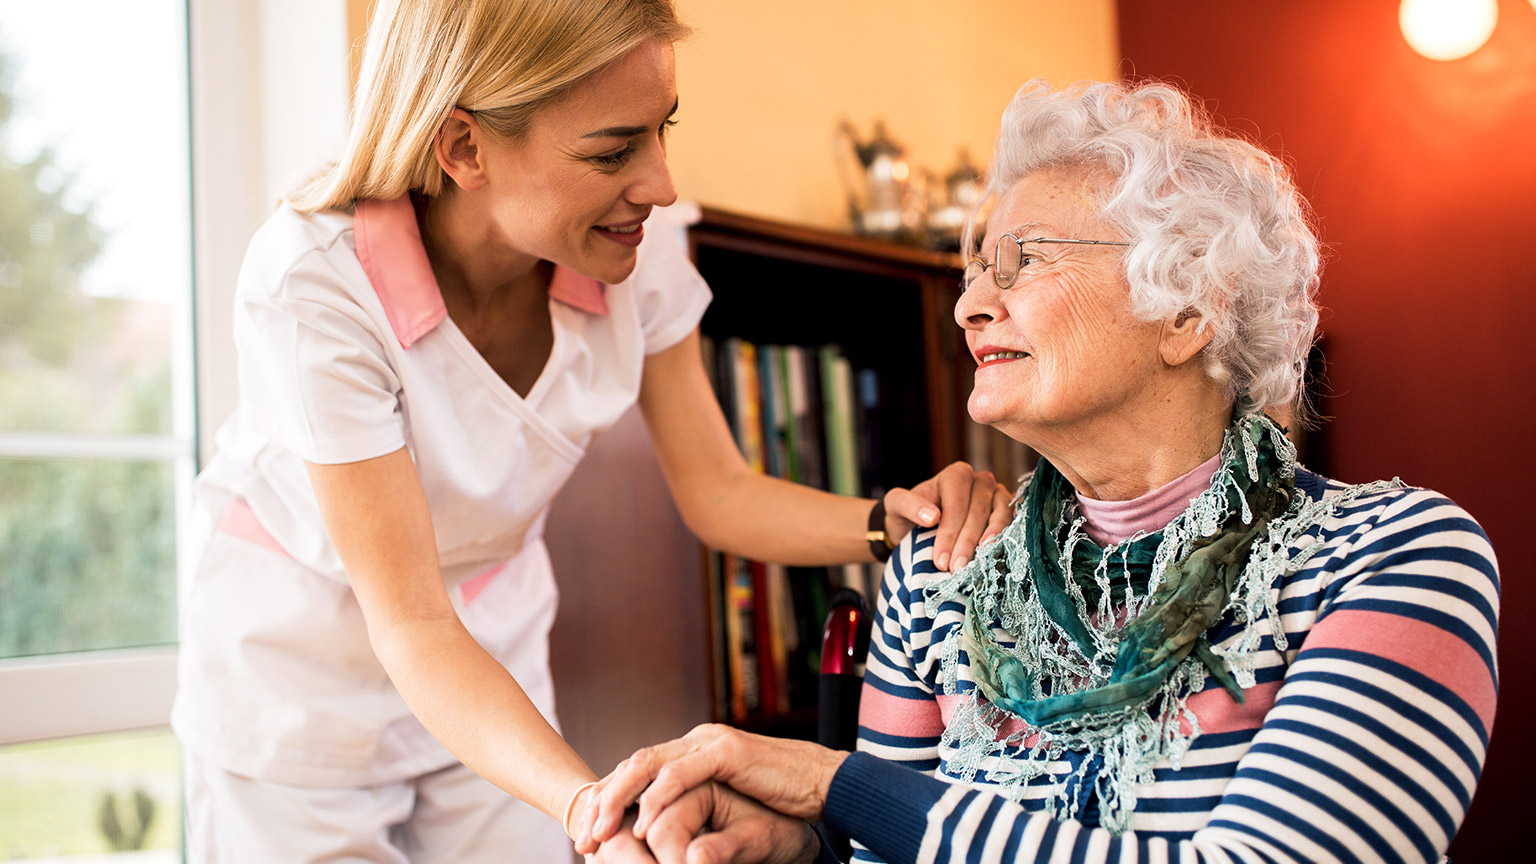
[836,120,911,239]
[926,148,983,249]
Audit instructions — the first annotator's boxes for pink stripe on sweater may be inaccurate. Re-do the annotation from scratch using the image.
[937,694,1037,745]
[858,685,946,738]
[1300,608,1497,731]
[1181,680,1281,736]
[216,499,290,558]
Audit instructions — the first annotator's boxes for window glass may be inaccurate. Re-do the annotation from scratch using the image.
[0,729,182,860]
[0,1,190,659]
[0,458,177,656]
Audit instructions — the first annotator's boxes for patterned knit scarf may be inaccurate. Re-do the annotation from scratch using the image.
[924,414,1316,833]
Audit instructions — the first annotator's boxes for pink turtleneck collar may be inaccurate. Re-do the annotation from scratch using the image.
[1074,453,1223,546]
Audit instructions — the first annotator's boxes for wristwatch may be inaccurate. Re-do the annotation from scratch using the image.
[866,500,895,563]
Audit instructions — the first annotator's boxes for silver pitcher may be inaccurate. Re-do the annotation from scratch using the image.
[836,120,914,240]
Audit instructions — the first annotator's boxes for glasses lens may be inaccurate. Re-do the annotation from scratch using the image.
[996,236,1021,288]
[963,260,985,289]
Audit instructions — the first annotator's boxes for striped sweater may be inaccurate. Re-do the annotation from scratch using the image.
[823,469,1499,864]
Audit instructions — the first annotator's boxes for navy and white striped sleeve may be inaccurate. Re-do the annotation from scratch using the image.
[855,530,946,772]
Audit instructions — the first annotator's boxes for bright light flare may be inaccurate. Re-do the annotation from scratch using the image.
[1399,0,1499,61]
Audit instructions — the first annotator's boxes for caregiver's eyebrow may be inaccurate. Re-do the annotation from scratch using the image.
[581,99,680,139]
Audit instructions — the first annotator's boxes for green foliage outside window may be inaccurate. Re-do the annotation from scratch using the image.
[0,47,177,659]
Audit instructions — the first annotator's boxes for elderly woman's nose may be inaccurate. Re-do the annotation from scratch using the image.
[955,282,1000,329]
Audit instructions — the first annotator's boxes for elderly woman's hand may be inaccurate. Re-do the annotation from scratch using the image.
[644,782,820,864]
[573,724,847,853]
[887,461,1013,571]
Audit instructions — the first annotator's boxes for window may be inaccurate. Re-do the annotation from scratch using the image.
[0,0,192,858]
[0,0,192,659]
[0,1,351,857]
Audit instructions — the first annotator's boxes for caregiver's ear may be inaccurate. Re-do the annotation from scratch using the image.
[1159,308,1213,367]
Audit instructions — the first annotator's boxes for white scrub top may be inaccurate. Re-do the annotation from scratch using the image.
[172,197,711,787]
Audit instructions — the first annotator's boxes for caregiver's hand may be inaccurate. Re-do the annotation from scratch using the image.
[574,724,847,852]
[586,808,659,864]
[645,782,819,864]
[888,461,1013,572]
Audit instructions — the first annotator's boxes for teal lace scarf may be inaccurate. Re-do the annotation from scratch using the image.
[923,413,1398,834]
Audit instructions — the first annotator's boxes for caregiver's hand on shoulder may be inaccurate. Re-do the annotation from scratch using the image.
[575,724,847,852]
[886,460,1013,571]
[645,782,819,864]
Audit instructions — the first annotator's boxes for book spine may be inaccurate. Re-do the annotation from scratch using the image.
[731,340,766,474]
[732,555,760,718]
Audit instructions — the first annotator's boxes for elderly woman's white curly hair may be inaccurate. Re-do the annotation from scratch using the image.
[969,79,1321,415]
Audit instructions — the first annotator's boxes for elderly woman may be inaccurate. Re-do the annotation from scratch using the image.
[578,78,1500,864]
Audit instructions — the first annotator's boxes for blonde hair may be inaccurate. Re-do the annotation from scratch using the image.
[287,0,688,212]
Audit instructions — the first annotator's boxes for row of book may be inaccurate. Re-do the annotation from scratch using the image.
[699,336,884,724]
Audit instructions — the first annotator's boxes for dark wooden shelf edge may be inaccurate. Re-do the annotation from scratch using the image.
[695,205,963,275]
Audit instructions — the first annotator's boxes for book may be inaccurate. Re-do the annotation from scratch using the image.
[853,367,883,498]
[705,549,729,722]
[793,345,828,491]
[819,345,860,498]
[729,339,766,474]
[763,562,793,715]
[729,554,760,718]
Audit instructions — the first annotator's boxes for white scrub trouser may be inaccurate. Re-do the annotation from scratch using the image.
[184,754,572,863]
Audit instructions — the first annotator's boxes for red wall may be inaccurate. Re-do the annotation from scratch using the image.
[1116,1,1536,857]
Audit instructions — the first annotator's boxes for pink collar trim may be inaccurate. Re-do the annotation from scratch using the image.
[548,264,609,316]
[353,197,608,349]
[1074,453,1223,546]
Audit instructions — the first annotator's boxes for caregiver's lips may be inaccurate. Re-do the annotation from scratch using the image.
[593,217,646,247]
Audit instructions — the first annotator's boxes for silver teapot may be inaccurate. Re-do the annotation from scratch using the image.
[925,149,983,250]
[836,120,916,240]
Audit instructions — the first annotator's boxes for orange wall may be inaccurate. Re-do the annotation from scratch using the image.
[1117,1,1536,858]
[668,0,1118,228]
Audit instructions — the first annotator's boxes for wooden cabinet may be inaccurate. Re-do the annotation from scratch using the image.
[686,207,1028,736]
[689,207,970,478]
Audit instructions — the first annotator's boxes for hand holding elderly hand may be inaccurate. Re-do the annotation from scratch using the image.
[573,724,847,857]
[582,784,818,864]
[584,808,661,864]
[887,461,1013,572]
[642,782,820,864]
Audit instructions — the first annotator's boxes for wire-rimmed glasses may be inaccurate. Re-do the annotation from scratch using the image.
[963,234,1134,290]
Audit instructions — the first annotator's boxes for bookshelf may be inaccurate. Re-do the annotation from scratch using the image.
[686,207,1032,737]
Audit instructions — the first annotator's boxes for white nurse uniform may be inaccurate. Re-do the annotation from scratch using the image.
[172,196,710,860]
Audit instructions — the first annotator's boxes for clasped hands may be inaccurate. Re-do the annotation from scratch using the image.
[569,463,1013,861]
[570,724,845,864]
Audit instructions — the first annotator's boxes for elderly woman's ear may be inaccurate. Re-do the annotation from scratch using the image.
[1158,309,1213,367]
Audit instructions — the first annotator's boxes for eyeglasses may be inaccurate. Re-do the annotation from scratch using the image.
[963,234,1134,290]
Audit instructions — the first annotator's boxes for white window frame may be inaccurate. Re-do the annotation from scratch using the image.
[0,0,350,747]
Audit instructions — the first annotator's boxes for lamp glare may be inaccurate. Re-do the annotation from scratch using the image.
[1400,0,1499,60]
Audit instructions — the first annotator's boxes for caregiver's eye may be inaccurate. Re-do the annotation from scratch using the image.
[591,147,635,168]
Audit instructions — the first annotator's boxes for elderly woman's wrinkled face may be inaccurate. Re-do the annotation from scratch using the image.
[955,167,1163,441]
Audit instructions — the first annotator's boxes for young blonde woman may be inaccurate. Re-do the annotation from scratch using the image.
[170,1,1011,860]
